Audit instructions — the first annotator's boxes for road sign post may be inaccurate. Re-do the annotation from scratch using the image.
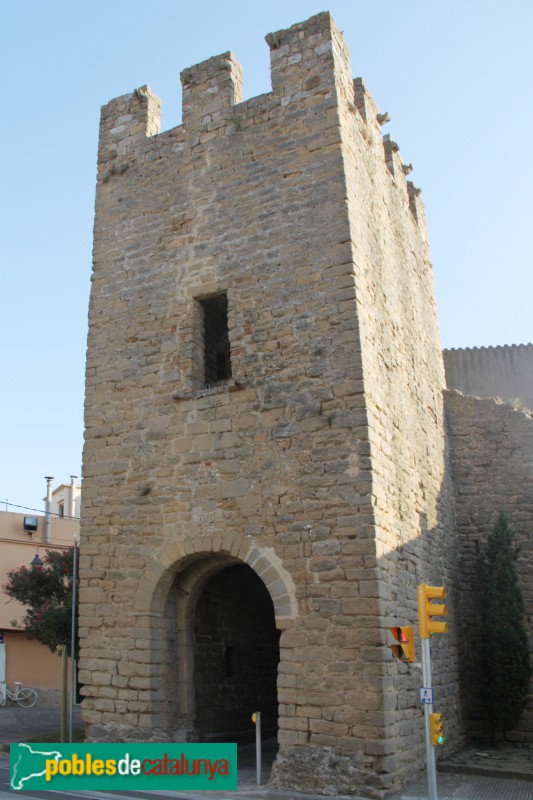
[421,637,438,800]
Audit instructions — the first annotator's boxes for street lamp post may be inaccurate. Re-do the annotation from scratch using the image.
[68,538,78,743]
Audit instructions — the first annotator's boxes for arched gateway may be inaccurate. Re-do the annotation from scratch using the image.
[129,536,296,742]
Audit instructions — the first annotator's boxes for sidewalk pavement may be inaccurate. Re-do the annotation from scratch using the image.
[1,705,531,799]
[0,704,84,749]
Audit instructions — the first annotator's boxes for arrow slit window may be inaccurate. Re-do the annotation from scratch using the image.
[201,293,231,385]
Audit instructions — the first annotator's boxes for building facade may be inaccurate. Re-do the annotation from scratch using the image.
[79,13,532,797]
[0,491,79,705]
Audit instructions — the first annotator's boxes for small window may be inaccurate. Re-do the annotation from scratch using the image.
[201,293,231,385]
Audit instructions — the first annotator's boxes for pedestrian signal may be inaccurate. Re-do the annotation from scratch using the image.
[389,626,415,662]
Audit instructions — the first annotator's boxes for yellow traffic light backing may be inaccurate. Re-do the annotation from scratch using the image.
[389,625,415,662]
[430,712,445,745]
[417,584,448,638]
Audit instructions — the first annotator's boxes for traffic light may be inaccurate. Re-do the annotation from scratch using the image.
[417,584,448,638]
[389,626,415,662]
[430,712,445,745]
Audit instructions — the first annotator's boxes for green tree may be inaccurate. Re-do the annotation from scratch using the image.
[478,512,531,742]
[3,549,78,657]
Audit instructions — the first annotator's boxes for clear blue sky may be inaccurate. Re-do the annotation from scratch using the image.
[1,0,532,515]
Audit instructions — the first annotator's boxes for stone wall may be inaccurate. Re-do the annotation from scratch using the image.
[444,344,533,411]
[81,12,461,798]
[340,60,461,780]
[445,390,533,741]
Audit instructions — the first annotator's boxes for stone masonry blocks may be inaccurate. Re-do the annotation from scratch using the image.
[78,10,494,800]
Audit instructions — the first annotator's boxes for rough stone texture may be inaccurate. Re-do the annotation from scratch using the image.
[79,11,531,799]
[444,344,533,411]
[445,391,533,742]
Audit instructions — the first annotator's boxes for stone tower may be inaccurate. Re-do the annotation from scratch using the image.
[80,13,462,797]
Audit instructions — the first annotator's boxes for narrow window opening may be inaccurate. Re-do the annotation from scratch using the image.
[201,294,231,385]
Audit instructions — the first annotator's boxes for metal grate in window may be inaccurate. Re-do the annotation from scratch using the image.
[202,293,231,385]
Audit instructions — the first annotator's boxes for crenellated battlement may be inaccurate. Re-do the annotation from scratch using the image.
[96,12,422,221]
[445,343,533,352]
[181,51,243,130]
[444,344,533,411]
[98,84,161,160]
[265,12,348,99]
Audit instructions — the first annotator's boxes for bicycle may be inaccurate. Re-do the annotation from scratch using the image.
[0,681,38,708]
